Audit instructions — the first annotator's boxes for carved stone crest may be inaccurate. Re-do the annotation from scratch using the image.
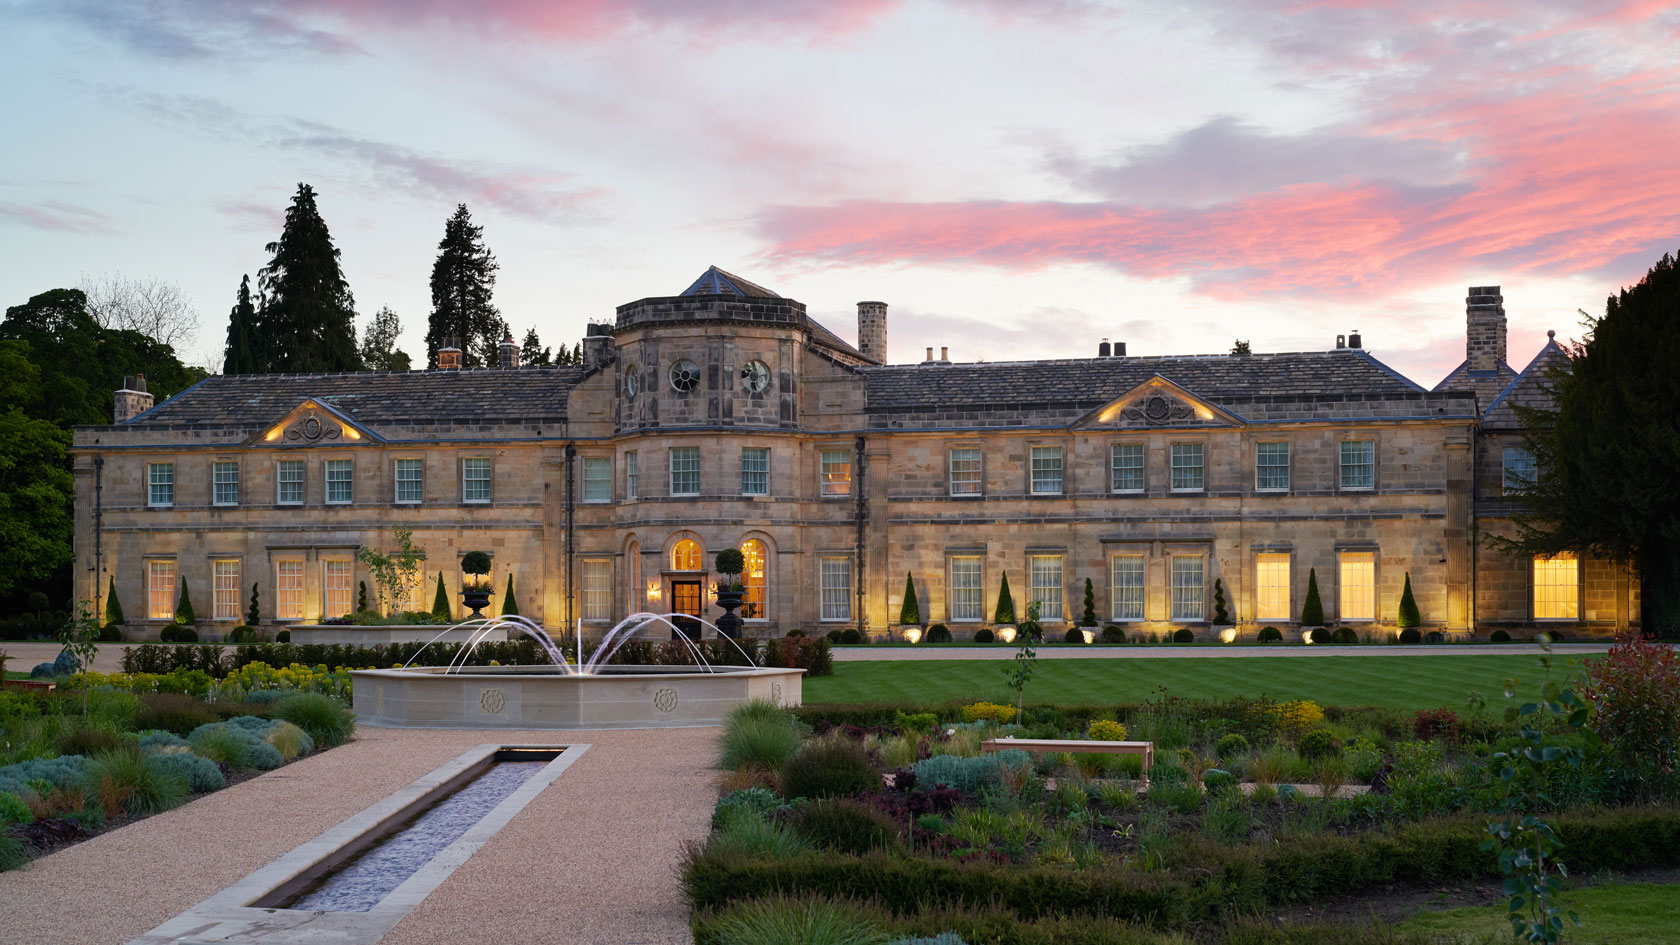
[1121,394,1194,426]
[653,687,679,713]
[771,682,783,706]
[285,413,341,442]
[479,688,506,714]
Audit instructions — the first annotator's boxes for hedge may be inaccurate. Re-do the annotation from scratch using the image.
[694,899,1176,945]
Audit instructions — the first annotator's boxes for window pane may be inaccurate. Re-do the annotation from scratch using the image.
[1170,556,1205,620]
[277,560,304,620]
[213,462,239,506]
[672,539,701,571]
[1030,447,1063,494]
[325,459,353,504]
[277,460,304,504]
[148,463,174,507]
[1338,551,1375,621]
[1533,553,1578,620]
[1110,555,1145,621]
[213,560,241,621]
[147,559,176,619]
[582,558,612,621]
[627,543,642,613]
[1504,447,1535,494]
[1340,440,1375,489]
[820,557,852,621]
[742,539,768,619]
[949,448,982,495]
[670,447,700,495]
[1256,442,1290,491]
[949,556,983,622]
[820,450,851,497]
[741,448,770,495]
[1171,444,1204,491]
[1255,553,1290,621]
[625,451,639,500]
[583,456,612,502]
[462,457,491,502]
[1029,555,1063,621]
[395,458,424,503]
[323,559,353,619]
[1111,444,1144,492]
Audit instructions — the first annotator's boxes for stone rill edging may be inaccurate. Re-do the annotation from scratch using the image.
[125,743,587,945]
[829,642,1617,661]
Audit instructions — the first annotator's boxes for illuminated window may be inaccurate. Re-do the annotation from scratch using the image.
[582,558,612,621]
[1340,440,1375,490]
[627,542,642,613]
[1533,553,1578,620]
[670,447,700,496]
[821,450,851,497]
[399,567,426,614]
[148,463,174,507]
[1256,442,1290,491]
[325,459,352,504]
[462,457,491,503]
[1255,553,1291,621]
[1170,556,1205,621]
[742,539,768,620]
[1171,444,1204,492]
[741,448,769,495]
[1339,551,1375,621]
[212,560,240,621]
[583,456,612,503]
[323,558,353,619]
[276,559,304,620]
[1111,444,1144,493]
[1029,555,1064,621]
[1504,448,1536,494]
[1030,447,1063,494]
[277,460,304,505]
[1110,554,1145,621]
[625,451,638,500]
[949,556,984,622]
[820,557,852,621]
[395,458,423,504]
[146,559,176,619]
[671,539,702,571]
[213,461,239,506]
[949,448,982,495]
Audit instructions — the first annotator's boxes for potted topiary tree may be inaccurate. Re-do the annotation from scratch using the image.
[460,551,493,618]
[714,548,745,639]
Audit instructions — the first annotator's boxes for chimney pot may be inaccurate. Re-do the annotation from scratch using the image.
[924,346,933,362]
[940,346,948,361]
[1348,330,1362,349]
[1113,342,1126,357]
[1098,339,1111,357]
[1336,334,1346,349]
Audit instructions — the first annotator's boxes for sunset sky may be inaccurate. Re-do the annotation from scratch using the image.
[3,1,1677,383]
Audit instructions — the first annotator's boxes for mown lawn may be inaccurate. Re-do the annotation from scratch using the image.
[1398,881,1680,944]
[804,653,1602,710]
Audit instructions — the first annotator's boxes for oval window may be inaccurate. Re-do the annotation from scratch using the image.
[669,359,700,392]
[625,367,639,399]
[741,360,770,393]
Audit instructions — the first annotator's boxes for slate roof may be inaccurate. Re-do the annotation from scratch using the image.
[862,350,1475,426]
[1432,358,1517,415]
[679,266,782,298]
[123,368,584,428]
[1480,340,1571,429]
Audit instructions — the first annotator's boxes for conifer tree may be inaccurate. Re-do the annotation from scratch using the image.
[898,572,921,626]
[425,204,500,368]
[519,327,551,366]
[993,571,1016,625]
[431,573,452,620]
[222,274,260,374]
[1301,568,1324,626]
[256,184,360,373]
[174,578,195,625]
[1397,572,1421,628]
[359,306,412,371]
[502,574,520,616]
[1212,578,1231,624]
[357,580,369,613]
[1081,577,1098,627]
[248,583,261,625]
[105,575,123,625]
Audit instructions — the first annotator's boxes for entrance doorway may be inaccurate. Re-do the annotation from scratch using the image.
[671,580,703,639]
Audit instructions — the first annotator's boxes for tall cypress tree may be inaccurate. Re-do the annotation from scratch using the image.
[222,274,259,374]
[425,204,500,368]
[256,184,361,372]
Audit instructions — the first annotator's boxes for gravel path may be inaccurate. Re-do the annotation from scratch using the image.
[830,642,1615,661]
[0,725,716,945]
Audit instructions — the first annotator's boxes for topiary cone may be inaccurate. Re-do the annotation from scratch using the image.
[105,576,124,625]
[1301,568,1324,626]
[1398,572,1421,628]
[502,574,519,616]
[431,573,451,620]
[898,572,921,626]
[993,571,1016,625]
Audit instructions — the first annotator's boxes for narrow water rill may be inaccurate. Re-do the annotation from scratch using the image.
[284,757,550,912]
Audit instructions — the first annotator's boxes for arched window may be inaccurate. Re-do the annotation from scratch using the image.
[671,539,701,571]
[627,542,642,613]
[742,539,768,620]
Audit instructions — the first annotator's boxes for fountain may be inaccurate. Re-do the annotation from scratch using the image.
[351,613,802,729]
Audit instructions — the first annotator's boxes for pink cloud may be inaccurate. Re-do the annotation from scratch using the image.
[0,201,119,234]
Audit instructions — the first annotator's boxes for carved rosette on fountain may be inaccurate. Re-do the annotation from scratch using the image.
[713,547,746,639]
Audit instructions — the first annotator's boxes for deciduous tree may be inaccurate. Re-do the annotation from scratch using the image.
[359,306,412,371]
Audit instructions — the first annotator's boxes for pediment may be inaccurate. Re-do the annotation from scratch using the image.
[1072,375,1243,430]
[243,399,383,447]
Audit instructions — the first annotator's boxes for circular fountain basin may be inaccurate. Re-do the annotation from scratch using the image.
[351,664,804,730]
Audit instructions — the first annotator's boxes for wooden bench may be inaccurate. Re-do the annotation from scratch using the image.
[981,737,1153,774]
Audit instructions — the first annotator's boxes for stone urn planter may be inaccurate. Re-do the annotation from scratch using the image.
[713,547,746,640]
[461,550,494,619]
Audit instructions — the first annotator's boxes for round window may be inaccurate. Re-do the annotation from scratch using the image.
[741,360,770,393]
[669,359,700,392]
[624,367,639,399]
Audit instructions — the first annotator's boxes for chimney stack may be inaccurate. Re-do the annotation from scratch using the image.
[924,346,934,363]
[582,322,616,371]
[857,301,887,363]
[1466,286,1507,372]
[498,329,519,369]
[436,338,463,370]
[940,346,948,362]
[113,374,153,423]
[1348,329,1362,349]
[1113,342,1126,357]
[1098,339,1111,357]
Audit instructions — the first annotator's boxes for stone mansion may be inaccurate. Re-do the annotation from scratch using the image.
[71,269,1638,640]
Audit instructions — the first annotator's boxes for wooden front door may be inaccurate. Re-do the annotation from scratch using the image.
[671,580,703,639]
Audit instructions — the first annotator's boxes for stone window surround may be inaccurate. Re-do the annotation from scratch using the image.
[276,458,305,506]
[1254,439,1292,493]
[321,555,355,621]
[624,450,639,501]
[1338,434,1380,492]
[1169,441,1205,493]
[1109,552,1146,622]
[393,456,424,505]
[817,553,853,623]
[1028,443,1065,496]
[945,552,986,623]
[1169,552,1209,622]
[948,443,983,497]
[1337,549,1378,623]
[1026,547,1066,624]
[1503,446,1536,496]
[211,459,239,507]
[580,556,614,622]
[581,454,614,504]
[817,445,852,499]
[273,555,306,622]
[147,461,174,508]
[143,556,177,621]
[740,537,771,623]
[1530,552,1583,622]
[669,446,701,497]
[211,556,242,621]
[461,456,493,504]
[1254,550,1292,623]
[740,447,771,497]
[1109,441,1146,494]
[322,456,354,505]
